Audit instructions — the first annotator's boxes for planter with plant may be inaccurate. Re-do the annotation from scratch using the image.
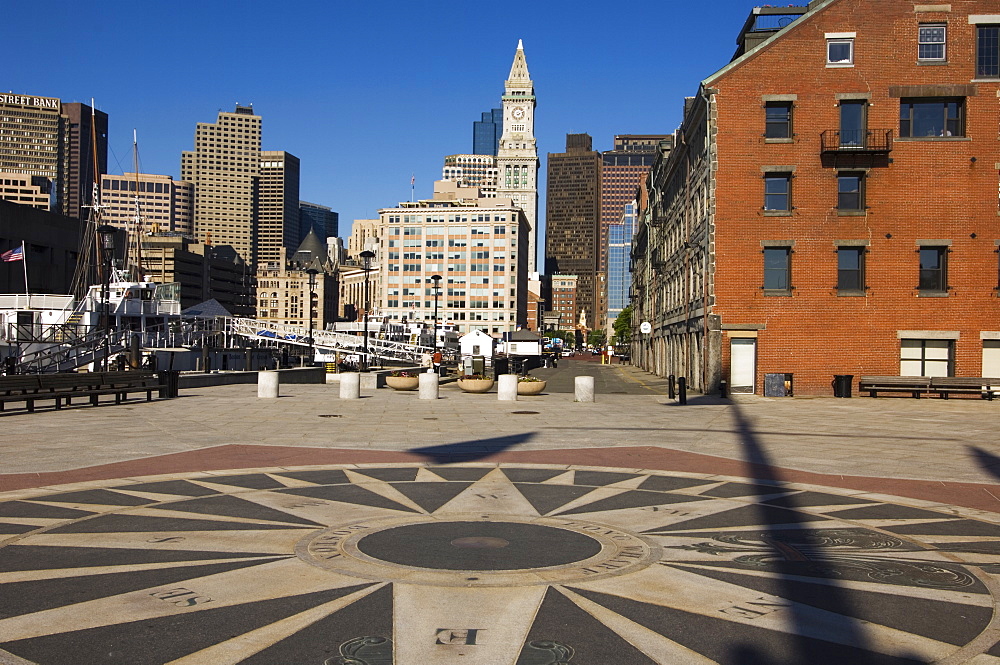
[385,370,420,391]
[516,374,546,395]
[457,374,495,393]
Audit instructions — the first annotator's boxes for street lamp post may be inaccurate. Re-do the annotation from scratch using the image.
[431,274,442,374]
[359,250,376,372]
[306,268,319,366]
[96,225,118,372]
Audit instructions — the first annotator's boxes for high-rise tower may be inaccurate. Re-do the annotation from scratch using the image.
[545,133,601,330]
[181,104,262,264]
[0,94,107,219]
[495,40,539,273]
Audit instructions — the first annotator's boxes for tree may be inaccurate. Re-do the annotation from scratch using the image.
[547,330,576,347]
[588,329,607,349]
[612,305,633,346]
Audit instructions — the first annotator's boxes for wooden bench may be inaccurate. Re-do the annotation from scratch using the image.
[930,377,1000,400]
[0,371,165,413]
[859,376,932,398]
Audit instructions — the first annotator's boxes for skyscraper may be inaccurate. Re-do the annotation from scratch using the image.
[601,135,671,328]
[299,201,339,243]
[495,40,539,273]
[473,108,502,155]
[100,173,193,237]
[257,151,300,267]
[606,200,637,324]
[0,94,107,219]
[545,133,601,330]
[62,102,108,221]
[181,104,262,264]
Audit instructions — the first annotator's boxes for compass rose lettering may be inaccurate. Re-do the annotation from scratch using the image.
[435,628,484,645]
[309,524,372,559]
[149,587,214,607]
[719,596,791,620]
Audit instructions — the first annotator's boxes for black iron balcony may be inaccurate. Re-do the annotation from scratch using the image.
[820,129,893,153]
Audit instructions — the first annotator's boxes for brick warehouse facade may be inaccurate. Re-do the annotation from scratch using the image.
[631,0,1000,396]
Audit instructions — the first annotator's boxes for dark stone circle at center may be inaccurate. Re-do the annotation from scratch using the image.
[356,521,604,571]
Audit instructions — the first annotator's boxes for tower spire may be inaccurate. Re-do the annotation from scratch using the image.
[506,40,532,92]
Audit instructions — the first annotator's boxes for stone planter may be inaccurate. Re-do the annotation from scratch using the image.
[458,378,495,393]
[385,375,420,391]
[517,380,546,396]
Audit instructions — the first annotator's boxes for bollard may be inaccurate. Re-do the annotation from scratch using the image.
[339,372,361,399]
[497,374,518,401]
[575,375,595,402]
[668,374,676,400]
[419,372,439,400]
[258,371,279,399]
[720,379,728,399]
[678,376,687,405]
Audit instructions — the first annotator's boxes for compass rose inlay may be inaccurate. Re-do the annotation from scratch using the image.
[0,463,998,664]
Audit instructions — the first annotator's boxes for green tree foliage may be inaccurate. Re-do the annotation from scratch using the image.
[546,330,576,347]
[612,305,633,346]
[588,329,607,348]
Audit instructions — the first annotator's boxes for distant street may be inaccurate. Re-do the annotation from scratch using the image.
[527,356,670,395]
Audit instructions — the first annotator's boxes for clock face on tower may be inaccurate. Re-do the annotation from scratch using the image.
[512,106,525,120]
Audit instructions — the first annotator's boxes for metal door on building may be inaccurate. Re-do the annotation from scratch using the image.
[730,338,756,394]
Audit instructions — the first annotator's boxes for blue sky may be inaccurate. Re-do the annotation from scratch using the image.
[5,0,773,258]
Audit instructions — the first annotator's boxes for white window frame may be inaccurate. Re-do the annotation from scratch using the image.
[826,32,856,67]
[918,23,947,61]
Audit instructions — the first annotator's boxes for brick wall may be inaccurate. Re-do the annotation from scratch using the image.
[709,0,999,395]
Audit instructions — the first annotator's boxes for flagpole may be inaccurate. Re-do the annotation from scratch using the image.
[21,241,28,298]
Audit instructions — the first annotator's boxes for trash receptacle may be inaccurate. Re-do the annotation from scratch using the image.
[158,370,180,399]
[833,374,853,398]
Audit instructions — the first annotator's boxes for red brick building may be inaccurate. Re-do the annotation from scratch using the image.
[631,0,1000,396]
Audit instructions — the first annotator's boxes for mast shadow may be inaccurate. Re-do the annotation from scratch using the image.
[721,402,926,664]
[409,432,536,464]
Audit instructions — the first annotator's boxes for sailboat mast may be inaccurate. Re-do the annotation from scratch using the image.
[131,129,145,280]
[70,100,104,300]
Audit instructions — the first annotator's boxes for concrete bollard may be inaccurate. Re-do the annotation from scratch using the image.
[575,375,595,402]
[419,372,439,400]
[339,372,361,399]
[258,371,280,398]
[498,374,518,401]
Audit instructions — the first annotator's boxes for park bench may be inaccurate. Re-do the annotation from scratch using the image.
[858,376,932,398]
[930,376,1000,400]
[0,371,165,413]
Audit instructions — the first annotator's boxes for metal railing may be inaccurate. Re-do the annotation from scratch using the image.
[820,129,893,153]
[226,318,437,365]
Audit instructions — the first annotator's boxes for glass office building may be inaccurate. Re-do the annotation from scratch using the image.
[473,108,502,155]
[607,201,636,320]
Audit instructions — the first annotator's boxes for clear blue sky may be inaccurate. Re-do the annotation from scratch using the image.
[5,0,774,260]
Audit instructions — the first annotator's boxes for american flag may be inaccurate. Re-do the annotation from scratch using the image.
[1,246,23,262]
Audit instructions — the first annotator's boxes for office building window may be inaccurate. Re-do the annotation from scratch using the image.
[918,246,948,293]
[918,23,946,60]
[900,98,964,137]
[827,38,854,65]
[764,174,792,211]
[837,172,865,210]
[977,25,999,78]
[837,247,865,292]
[765,102,792,138]
[763,247,792,293]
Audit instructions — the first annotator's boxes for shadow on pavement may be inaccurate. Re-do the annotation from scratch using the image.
[724,402,926,664]
[969,446,1000,482]
[409,432,536,464]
